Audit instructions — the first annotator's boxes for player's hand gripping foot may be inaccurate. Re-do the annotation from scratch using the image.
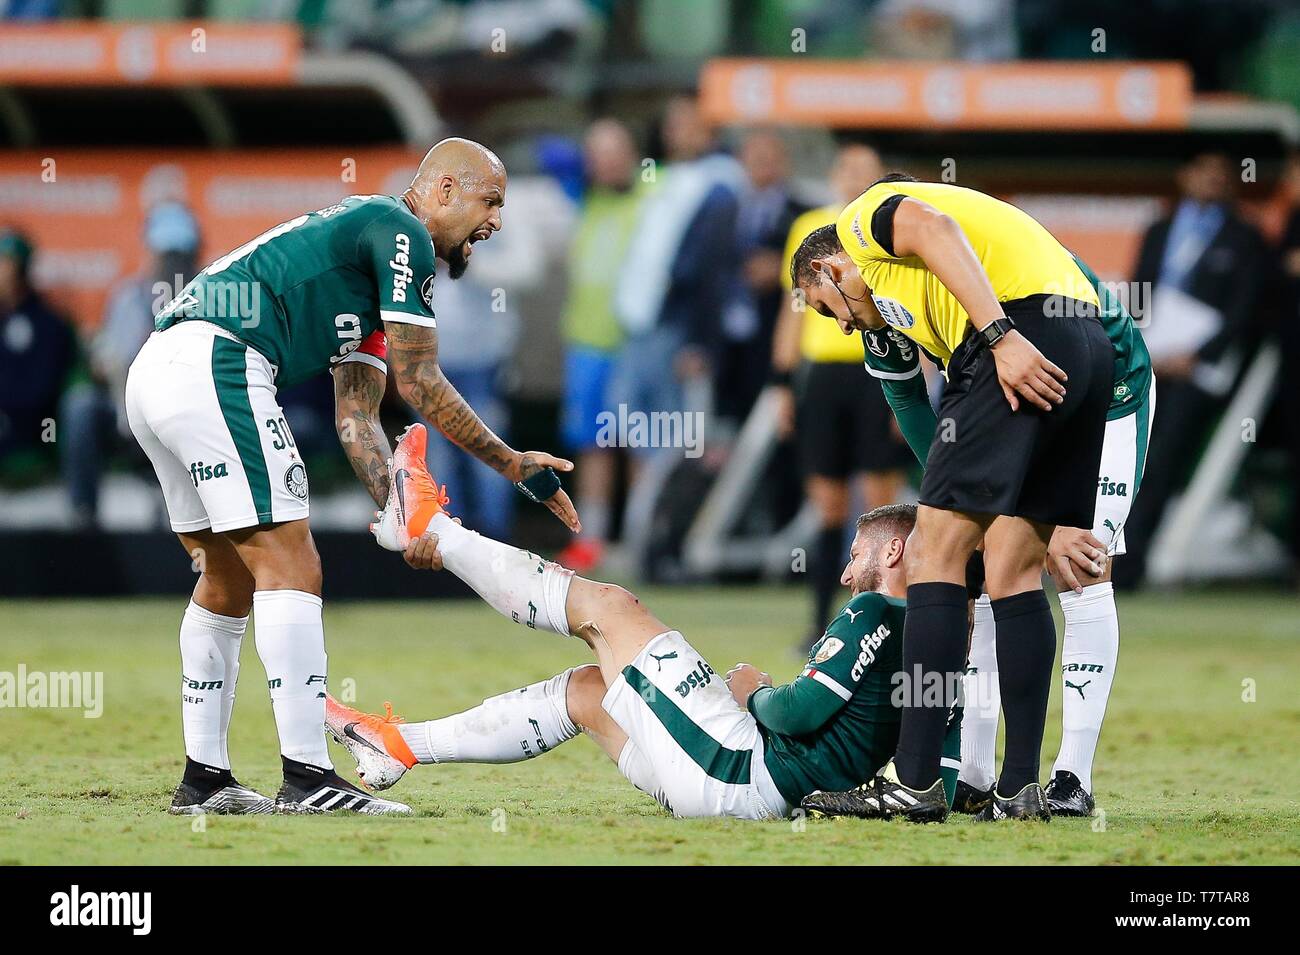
[951,779,994,815]
[168,760,273,815]
[274,757,412,815]
[325,694,417,792]
[801,761,949,823]
[1043,770,1094,817]
[974,782,1051,822]
[371,423,451,552]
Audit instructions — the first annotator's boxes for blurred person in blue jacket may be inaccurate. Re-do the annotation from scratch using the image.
[0,229,75,480]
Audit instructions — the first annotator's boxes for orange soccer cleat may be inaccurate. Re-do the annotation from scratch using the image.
[324,694,419,791]
[371,423,452,551]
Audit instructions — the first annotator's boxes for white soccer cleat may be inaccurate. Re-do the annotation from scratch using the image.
[274,762,413,816]
[168,778,274,815]
[371,423,451,552]
[325,694,419,792]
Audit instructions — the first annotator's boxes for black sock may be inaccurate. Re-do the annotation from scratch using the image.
[811,526,844,634]
[992,589,1056,795]
[181,757,234,795]
[894,581,969,789]
[281,755,331,787]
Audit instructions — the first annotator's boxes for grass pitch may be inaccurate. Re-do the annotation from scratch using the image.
[1,587,1297,865]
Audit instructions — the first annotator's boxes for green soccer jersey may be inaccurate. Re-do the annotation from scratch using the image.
[751,591,907,806]
[155,195,438,388]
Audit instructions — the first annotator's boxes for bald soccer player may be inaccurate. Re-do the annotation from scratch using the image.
[127,138,580,816]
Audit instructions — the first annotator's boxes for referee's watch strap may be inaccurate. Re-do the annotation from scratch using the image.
[979,315,1016,348]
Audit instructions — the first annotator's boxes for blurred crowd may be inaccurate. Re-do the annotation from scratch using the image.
[5,96,1300,606]
[4,1,1297,103]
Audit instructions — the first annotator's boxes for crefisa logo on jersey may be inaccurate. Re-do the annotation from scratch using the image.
[284,462,309,501]
[390,233,413,303]
[188,460,228,487]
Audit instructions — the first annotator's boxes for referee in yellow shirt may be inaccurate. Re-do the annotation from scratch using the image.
[770,144,910,645]
[790,175,1114,821]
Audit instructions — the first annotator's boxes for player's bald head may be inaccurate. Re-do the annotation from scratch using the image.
[410,137,506,194]
[403,137,507,279]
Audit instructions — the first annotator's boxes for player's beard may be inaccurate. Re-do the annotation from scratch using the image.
[446,239,470,279]
[852,557,882,596]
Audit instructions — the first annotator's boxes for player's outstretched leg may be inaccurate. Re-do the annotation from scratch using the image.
[325,666,671,810]
[374,424,575,637]
[324,669,582,790]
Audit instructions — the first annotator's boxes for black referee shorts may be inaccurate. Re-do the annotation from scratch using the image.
[797,361,912,479]
[918,295,1113,530]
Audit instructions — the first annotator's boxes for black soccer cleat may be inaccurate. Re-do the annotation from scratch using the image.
[1044,770,1095,817]
[974,782,1051,822]
[168,759,273,815]
[952,779,993,815]
[801,761,949,823]
[274,757,411,815]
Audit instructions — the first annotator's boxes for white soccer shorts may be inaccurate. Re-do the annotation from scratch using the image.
[602,630,790,820]
[1092,381,1156,556]
[125,321,310,534]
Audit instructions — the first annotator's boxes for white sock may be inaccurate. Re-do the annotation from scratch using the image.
[397,668,579,763]
[179,601,247,769]
[1052,581,1119,792]
[958,594,1000,792]
[253,590,331,769]
[430,512,574,636]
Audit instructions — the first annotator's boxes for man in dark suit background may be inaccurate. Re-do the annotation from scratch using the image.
[714,129,812,424]
[1115,151,1270,587]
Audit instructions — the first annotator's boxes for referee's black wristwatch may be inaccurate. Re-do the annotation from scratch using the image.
[978,314,1016,348]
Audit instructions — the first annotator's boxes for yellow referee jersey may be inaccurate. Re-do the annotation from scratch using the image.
[835,181,1099,363]
[782,205,864,363]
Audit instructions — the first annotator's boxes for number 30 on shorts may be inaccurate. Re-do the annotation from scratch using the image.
[264,416,297,451]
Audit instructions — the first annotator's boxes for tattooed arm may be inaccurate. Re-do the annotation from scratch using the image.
[333,360,394,507]
[384,320,580,532]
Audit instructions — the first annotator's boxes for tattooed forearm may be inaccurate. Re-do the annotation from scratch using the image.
[333,361,394,507]
[384,321,519,478]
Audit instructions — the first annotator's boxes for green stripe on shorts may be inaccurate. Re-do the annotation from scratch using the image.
[1132,390,1152,498]
[622,665,752,785]
[211,336,273,522]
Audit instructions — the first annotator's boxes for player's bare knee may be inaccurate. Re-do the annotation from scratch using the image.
[270,543,323,594]
[565,664,606,730]
[985,552,1044,599]
[599,583,643,617]
[196,570,255,617]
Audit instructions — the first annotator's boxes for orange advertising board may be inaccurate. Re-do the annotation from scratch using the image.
[700,60,1193,130]
[0,21,302,86]
[0,149,422,327]
[0,150,1170,331]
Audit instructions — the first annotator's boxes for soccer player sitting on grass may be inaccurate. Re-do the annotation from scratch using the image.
[325,424,960,820]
